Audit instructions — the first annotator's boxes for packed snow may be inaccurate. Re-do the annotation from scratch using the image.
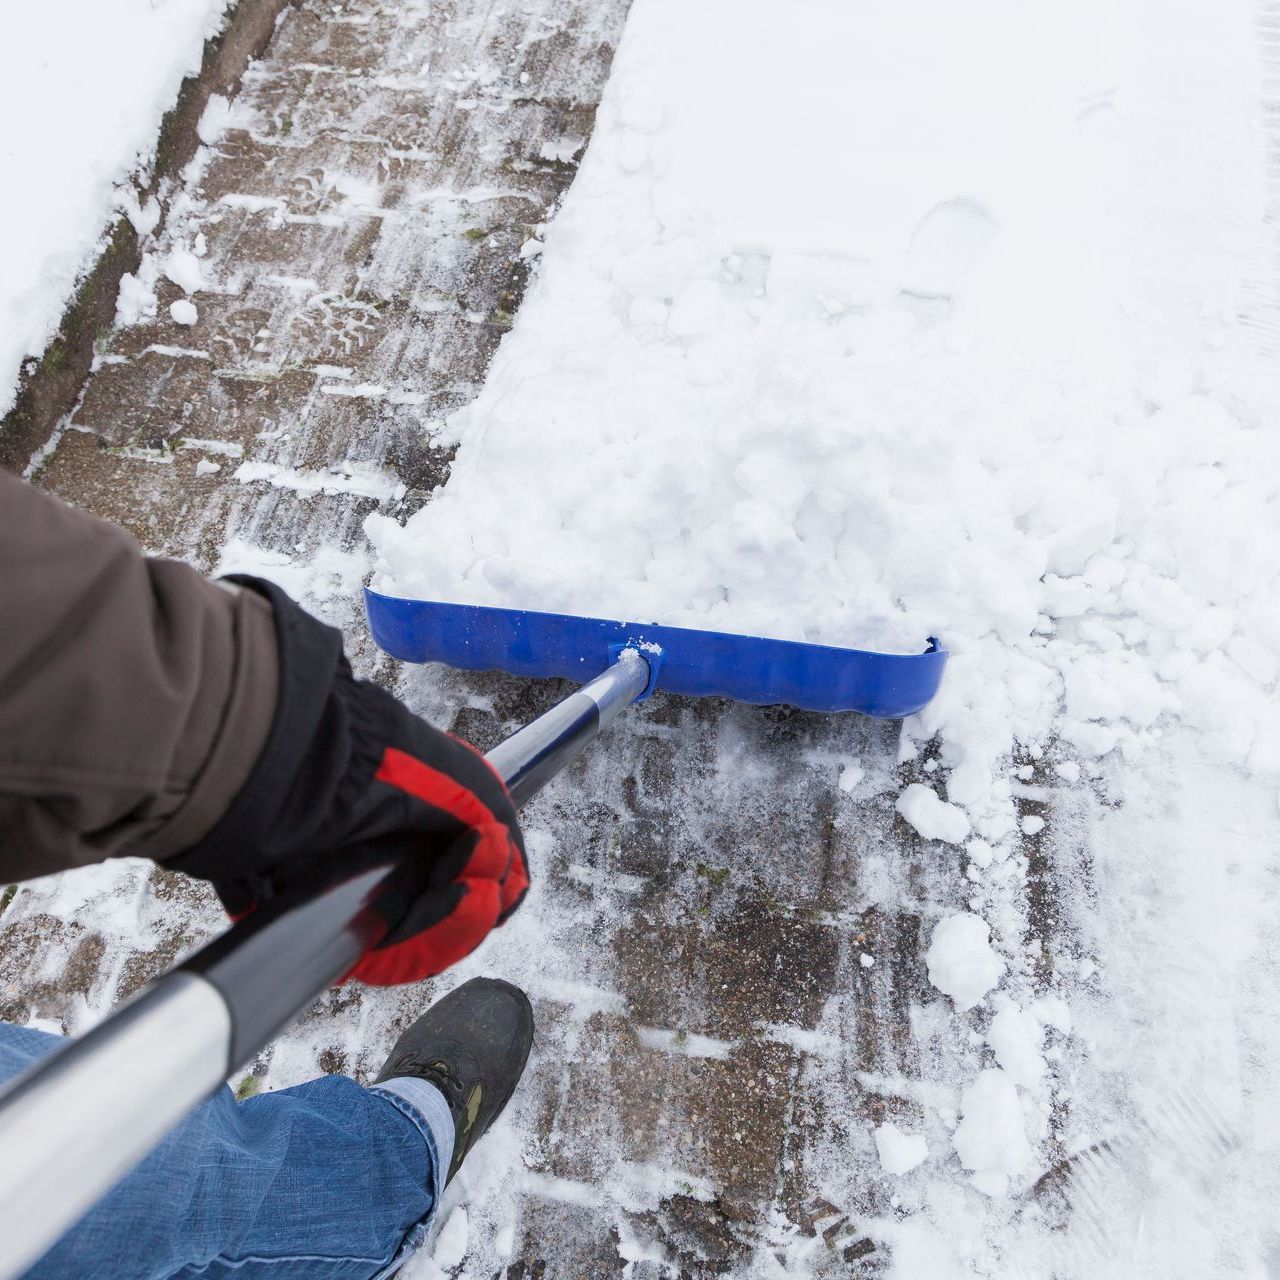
[0,0,232,420]
[986,1001,1049,1089]
[367,0,1280,1272]
[164,248,206,295]
[169,299,199,327]
[837,761,865,794]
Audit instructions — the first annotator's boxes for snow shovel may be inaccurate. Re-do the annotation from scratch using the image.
[363,589,947,718]
[0,611,945,1277]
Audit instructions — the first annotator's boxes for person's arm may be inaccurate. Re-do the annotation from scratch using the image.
[0,468,277,880]
[0,470,528,984]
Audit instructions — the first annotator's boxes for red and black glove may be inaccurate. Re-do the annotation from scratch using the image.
[171,577,528,986]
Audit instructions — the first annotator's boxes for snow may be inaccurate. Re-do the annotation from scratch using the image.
[925,913,1005,1013]
[986,1002,1047,1088]
[163,249,205,295]
[964,839,996,871]
[895,783,971,845]
[214,538,370,605]
[875,1123,929,1176]
[365,0,1280,955]
[0,0,233,420]
[837,762,864,794]
[364,0,1280,841]
[364,1,1280,1264]
[430,1207,468,1270]
[169,299,199,327]
[951,1069,1034,1197]
[233,460,404,501]
[196,92,234,145]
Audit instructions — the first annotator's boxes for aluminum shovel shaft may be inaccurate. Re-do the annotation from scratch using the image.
[0,651,652,1280]
[488,646,650,805]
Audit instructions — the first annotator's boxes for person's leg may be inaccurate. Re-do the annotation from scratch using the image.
[1,1020,450,1280]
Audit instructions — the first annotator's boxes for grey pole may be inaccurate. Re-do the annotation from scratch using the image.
[487,646,650,805]
[0,650,653,1280]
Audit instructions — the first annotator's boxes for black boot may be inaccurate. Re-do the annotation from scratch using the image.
[375,977,534,1185]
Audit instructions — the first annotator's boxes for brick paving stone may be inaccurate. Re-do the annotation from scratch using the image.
[533,1010,798,1265]
[612,900,841,1041]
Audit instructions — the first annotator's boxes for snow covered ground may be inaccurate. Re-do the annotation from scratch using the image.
[368,0,1280,1273]
[0,0,233,419]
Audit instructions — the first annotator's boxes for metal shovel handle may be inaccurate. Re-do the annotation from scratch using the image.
[0,651,650,1280]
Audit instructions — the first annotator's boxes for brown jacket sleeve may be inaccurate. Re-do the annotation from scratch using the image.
[0,470,278,882]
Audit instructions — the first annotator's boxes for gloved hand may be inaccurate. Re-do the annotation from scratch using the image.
[171,577,528,986]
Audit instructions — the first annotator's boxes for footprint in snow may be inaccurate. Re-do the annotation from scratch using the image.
[899,198,995,309]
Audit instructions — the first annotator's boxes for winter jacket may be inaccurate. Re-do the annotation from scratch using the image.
[0,469,278,883]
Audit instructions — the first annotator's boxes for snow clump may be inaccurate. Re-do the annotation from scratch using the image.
[986,1002,1046,1088]
[925,913,1004,1011]
[838,761,865,793]
[431,1207,468,1269]
[896,783,971,844]
[197,92,235,144]
[164,250,204,295]
[951,1069,1033,1197]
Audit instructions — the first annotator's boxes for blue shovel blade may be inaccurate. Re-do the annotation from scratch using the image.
[365,588,947,718]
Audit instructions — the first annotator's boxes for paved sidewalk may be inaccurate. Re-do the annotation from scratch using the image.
[1,1,1088,1273]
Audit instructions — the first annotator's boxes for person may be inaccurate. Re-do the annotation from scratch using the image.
[0,467,533,1278]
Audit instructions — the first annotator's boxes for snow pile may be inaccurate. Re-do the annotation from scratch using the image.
[0,0,232,420]
[985,996,1071,1090]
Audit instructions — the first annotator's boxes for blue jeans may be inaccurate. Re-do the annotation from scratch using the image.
[1,1023,454,1279]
